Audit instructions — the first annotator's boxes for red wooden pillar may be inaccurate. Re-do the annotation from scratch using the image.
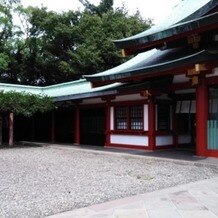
[105,101,111,147]
[51,111,55,143]
[75,106,80,144]
[196,76,208,156]
[148,97,156,150]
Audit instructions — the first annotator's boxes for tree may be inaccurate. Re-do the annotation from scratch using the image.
[79,0,113,16]
[0,0,152,85]
[0,91,54,146]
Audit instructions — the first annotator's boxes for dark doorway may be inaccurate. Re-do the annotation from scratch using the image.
[34,112,51,142]
[13,112,51,143]
[55,108,75,143]
[176,113,196,151]
[14,115,32,142]
[80,107,105,146]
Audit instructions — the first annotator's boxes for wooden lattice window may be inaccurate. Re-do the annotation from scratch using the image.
[115,107,128,130]
[130,106,143,130]
[115,105,143,130]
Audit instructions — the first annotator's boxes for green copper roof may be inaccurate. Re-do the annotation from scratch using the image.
[85,47,218,84]
[0,79,122,101]
[85,10,218,84]
[114,0,217,49]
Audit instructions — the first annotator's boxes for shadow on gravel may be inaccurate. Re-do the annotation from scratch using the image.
[63,144,209,162]
[0,141,48,149]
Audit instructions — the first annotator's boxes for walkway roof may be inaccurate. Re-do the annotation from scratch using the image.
[0,79,121,102]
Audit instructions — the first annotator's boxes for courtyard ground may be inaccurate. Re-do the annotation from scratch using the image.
[0,145,218,218]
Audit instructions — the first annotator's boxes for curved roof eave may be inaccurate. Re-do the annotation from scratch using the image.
[85,49,218,84]
[114,0,218,49]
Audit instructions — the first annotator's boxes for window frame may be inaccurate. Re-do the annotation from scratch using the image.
[114,105,144,131]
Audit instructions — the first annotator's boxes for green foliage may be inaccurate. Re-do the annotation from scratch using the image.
[0,91,55,116]
[0,0,152,86]
[79,0,113,16]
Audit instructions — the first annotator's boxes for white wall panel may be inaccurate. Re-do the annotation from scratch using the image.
[144,104,148,131]
[156,136,173,146]
[111,135,148,146]
[110,106,114,130]
[206,67,218,77]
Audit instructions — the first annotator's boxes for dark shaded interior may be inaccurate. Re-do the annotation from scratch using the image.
[80,107,105,146]
[55,108,75,143]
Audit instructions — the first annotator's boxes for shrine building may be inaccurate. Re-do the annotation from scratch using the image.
[0,0,218,157]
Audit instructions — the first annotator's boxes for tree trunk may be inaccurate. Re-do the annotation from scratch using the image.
[9,112,14,146]
[0,115,2,146]
[31,116,35,141]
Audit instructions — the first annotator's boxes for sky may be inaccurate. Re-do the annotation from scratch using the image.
[21,0,181,24]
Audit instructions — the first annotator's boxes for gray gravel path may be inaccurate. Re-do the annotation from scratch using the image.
[0,145,218,218]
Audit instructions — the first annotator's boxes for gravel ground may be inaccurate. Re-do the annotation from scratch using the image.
[0,145,218,218]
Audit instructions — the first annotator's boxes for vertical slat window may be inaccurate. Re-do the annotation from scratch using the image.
[115,107,127,130]
[157,104,170,131]
[130,106,143,130]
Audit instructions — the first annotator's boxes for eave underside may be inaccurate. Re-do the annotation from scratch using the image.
[113,0,218,54]
[85,47,218,87]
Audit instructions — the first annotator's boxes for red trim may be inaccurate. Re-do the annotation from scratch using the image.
[204,149,218,158]
[206,76,218,85]
[105,102,111,146]
[124,23,218,55]
[114,104,144,131]
[51,111,55,143]
[196,76,208,156]
[155,131,173,136]
[91,61,218,88]
[171,81,192,91]
[106,143,175,151]
[106,144,150,151]
[148,97,156,150]
[75,107,80,144]
[155,145,175,150]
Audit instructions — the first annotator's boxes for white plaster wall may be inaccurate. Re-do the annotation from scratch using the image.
[111,135,148,146]
[110,106,114,130]
[206,67,218,77]
[190,100,196,113]
[144,104,148,131]
[156,136,173,146]
[178,135,191,144]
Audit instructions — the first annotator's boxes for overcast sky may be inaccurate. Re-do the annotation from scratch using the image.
[21,0,181,24]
